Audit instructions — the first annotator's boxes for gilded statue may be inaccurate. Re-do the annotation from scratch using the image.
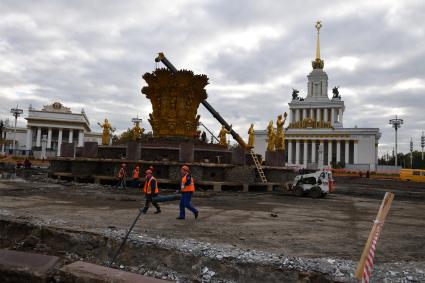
[98,118,115,145]
[142,69,208,138]
[247,124,255,149]
[275,112,287,151]
[266,120,275,151]
[218,125,229,146]
[130,121,145,140]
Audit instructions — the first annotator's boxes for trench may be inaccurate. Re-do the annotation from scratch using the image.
[0,219,337,283]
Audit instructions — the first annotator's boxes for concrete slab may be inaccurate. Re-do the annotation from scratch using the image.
[61,261,170,283]
[0,249,60,282]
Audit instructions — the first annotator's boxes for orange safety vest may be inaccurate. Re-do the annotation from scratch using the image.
[118,167,125,178]
[132,168,139,179]
[143,176,159,195]
[181,174,195,192]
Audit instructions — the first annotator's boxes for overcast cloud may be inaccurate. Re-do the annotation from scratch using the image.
[0,0,424,155]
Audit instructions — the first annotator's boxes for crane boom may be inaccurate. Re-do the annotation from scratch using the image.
[155,52,247,148]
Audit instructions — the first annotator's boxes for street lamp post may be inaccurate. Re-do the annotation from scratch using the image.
[410,137,413,169]
[131,115,143,125]
[389,115,403,167]
[421,131,424,161]
[10,105,23,155]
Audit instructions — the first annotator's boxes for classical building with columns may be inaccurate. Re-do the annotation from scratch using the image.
[1,102,102,157]
[254,22,381,171]
[26,102,102,158]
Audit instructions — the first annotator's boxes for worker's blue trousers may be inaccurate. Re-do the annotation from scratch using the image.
[179,192,198,218]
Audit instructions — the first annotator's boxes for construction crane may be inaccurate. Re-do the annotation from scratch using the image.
[154,52,267,183]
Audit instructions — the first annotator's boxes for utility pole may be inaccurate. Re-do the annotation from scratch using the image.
[421,131,424,161]
[10,105,23,155]
[410,138,413,169]
[389,115,403,166]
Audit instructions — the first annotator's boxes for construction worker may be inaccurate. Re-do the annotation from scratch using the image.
[177,165,198,220]
[132,166,140,188]
[142,169,161,214]
[116,163,127,189]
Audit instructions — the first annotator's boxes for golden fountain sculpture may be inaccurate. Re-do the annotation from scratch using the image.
[130,120,145,140]
[98,118,116,145]
[247,124,255,149]
[142,69,208,138]
[275,112,287,151]
[266,120,276,151]
[218,125,230,146]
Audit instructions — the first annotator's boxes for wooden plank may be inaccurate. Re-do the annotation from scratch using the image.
[355,192,394,280]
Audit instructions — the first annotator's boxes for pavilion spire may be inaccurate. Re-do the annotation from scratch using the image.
[312,21,324,69]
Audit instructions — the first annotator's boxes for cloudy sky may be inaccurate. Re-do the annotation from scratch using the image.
[0,0,424,155]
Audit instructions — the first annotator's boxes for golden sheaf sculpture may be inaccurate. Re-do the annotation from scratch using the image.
[141,69,208,138]
[287,117,334,129]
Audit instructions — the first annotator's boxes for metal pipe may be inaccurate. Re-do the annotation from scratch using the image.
[109,209,143,267]
[155,53,247,149]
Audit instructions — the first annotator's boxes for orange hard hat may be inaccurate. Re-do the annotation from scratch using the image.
[145,169,153,175]
[181,165,190,172]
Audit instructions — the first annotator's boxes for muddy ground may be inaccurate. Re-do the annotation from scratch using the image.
[0,173,424,282]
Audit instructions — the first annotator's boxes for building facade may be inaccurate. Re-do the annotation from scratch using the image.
[1,102,102,157]
[254,22,381,171]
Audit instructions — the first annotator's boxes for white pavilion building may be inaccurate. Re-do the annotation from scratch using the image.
[254,22,381,171]
[1,102,102,158]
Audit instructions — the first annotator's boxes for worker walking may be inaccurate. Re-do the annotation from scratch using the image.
[116,163,127,189]
[177,165,199,220]
[132,166,140,188]
[142,169,161,214]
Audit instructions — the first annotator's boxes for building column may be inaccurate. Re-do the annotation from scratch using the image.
[57,128,63,156]
[302,109,307,120]
[316,108,321,121]
[78,130,84,147]
[295,109,300,122]
[340,108,344,125]
[36,127,42,147]
[331,108,335,126]
[26,128,32,151]
[336,140,341,163]
[311,140,316,164]
[345,140,350,164]
[354,141,359,164]
[328,140,333,166]
[47,128,52,149]
[287,140,293,165]
[68,129,74,143]
[324,108,328,122]
[303,140,308,166]
[295,140,300,165]
[319,140,324,166]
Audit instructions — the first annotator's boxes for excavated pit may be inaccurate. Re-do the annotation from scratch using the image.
[0,219,335,283]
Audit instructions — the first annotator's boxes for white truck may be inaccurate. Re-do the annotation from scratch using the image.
[287,170,335,198]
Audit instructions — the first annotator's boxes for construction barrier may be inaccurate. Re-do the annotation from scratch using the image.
[355,192,394,282]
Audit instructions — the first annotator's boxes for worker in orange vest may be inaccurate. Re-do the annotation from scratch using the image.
[132,166,140,188]
[177,165,198,220]
[116,163,127,189]
[142,169,161,214]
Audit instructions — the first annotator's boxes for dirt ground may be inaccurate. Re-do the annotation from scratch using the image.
[0,175,424,265]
